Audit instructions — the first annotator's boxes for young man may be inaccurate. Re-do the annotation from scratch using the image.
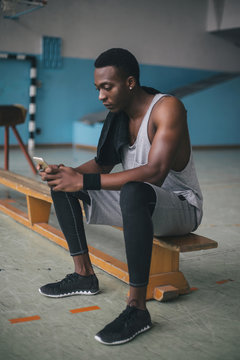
[39,48,203,345]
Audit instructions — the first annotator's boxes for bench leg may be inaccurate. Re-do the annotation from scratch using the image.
[146,242,190,301]
[153,285,179,302]
[27,195,51,225]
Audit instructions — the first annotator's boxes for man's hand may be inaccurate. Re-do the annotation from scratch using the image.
[39,165,83,192]
[37,164,60,174]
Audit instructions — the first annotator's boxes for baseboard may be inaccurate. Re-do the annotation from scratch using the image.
[75,144,240,151]
[0,143,73,150]
[35,143,73,148]
[192,144,240,150]
[0,143,239,151]
[74,144,97,152]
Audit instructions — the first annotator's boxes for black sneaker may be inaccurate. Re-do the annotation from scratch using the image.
[95,305,152,345]
[39,273,99,298]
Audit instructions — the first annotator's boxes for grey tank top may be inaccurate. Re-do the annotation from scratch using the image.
[121,93,203,222]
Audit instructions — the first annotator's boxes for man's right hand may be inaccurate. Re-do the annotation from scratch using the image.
[38,164,62,180]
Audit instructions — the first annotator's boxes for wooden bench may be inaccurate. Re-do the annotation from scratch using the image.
[0,168,218,301]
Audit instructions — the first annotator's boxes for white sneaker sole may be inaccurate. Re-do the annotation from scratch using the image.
[94,324,152,345]
[39,288,100,298]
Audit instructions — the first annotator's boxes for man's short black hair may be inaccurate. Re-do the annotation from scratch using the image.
[94,48,140,85]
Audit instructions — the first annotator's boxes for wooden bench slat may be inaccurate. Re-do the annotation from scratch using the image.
[154,233,218,252]
[0,169,51,201]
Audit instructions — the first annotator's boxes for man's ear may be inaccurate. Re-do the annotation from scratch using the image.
[127,76,136,90]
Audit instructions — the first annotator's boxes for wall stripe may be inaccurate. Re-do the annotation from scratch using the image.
[0,53,37,150]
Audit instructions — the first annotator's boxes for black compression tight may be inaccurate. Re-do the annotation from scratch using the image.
[120,182,156,287]
[51,181,156,287]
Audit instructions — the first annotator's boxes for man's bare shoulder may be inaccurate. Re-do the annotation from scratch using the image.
[152,95,187,126]
[153,96,186,115]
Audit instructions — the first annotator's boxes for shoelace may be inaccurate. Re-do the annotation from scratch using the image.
[115,306,138,325]
[60,273,79,284]
[119,306,143,334]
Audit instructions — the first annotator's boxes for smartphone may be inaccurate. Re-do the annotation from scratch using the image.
[33,156,49,171]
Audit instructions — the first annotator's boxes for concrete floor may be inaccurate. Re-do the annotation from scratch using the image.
[0,146,239,360]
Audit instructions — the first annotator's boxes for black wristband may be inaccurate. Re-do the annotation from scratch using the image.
[83,173,101,190]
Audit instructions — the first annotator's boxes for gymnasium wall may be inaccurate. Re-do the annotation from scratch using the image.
[184,76,240,146]
[0,0,240,147]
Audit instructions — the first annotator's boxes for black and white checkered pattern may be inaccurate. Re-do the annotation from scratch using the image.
[0,53,37,150]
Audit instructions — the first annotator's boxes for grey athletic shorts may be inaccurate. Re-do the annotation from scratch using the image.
[83,184,199,236]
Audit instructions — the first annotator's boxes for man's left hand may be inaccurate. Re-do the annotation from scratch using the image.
[43,166,83,192]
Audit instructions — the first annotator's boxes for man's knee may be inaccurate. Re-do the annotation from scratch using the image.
[120,181,149,213]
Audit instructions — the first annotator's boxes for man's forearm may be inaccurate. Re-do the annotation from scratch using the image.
[100,163,166,190]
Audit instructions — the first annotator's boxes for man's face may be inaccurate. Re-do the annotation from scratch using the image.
[94,66,131,113]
